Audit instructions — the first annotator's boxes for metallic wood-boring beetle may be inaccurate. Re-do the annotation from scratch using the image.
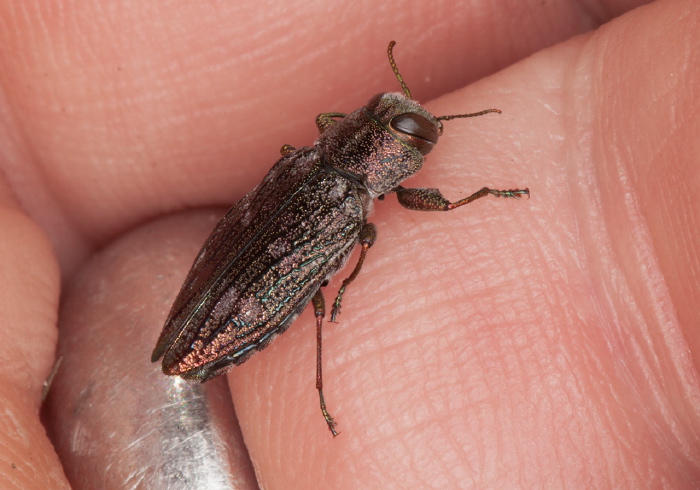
[152,41,529,436]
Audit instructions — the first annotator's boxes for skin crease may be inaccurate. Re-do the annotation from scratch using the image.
[0,0,698,488]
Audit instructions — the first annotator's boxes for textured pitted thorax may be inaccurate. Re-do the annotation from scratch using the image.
[316,92,441,198]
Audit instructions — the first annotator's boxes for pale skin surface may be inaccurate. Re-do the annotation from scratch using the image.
[0,0,698,488]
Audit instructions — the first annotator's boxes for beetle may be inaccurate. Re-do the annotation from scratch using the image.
[152,41,529,436]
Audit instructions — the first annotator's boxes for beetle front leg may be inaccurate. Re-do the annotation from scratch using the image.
[395,185,529,211]
[330,223,377,322]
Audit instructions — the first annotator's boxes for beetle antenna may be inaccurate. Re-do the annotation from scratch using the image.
[387,41,412,100]
[437,109,502,121]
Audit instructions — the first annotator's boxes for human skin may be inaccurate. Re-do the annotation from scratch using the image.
[0,0,698,488]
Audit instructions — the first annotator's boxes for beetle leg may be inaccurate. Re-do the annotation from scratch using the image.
[313,289,339,436]
[330,223,377,322]
[279,144,296,156]
[395,185,529,211]
[316,112,348,133]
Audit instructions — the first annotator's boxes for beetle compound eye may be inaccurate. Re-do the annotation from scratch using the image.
[391,113,438,143]
[390,113,439,155]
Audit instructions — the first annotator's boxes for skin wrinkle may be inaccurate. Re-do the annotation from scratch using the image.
[604,112,696,469]
[508,170,612,484]
[567,31,662,481]
[593,57,686,457]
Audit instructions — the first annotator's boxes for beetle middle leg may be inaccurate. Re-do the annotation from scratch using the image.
[330,223,377,322]
[395,185,529,211]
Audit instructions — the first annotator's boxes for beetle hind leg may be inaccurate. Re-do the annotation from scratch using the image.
[313,289,339,436]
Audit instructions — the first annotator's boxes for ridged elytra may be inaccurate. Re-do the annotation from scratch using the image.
[151,41,529,436]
